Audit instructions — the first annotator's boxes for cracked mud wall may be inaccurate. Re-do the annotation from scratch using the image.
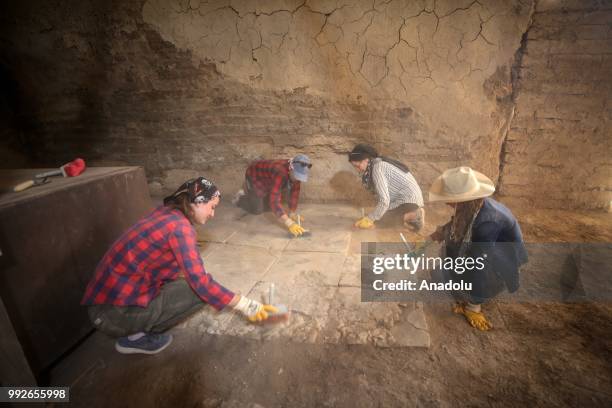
[0,1,557,204]
[139,0,535,199]
[499,0,612,211]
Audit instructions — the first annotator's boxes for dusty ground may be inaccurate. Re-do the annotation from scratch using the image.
[50,202,612,407]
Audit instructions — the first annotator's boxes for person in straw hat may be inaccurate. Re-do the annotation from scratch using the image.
[429,166,528,331]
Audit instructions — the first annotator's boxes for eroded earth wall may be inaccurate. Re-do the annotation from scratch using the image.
[1,0,608,209]
[499,0,612,211]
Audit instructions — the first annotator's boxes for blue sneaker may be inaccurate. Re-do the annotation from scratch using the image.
[115,333,173,355]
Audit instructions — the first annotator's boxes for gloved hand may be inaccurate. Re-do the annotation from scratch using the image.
[453,303,493,331]
[233,296,279,323]
[354,216,375,229]
[285,217,305,237]
[288,223,306,237]
[289,212,305,224]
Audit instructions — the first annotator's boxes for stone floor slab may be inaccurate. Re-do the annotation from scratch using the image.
[348,228,425,254]
[321,288,430,348]
[197,282,337,344]
[196,223,238,244]
[199,243,278,295]
[284,230,351,253]
[226,213,292,252]
[180,203,432,349]
[264,252,346,287]
[338,254,361,287]
[297,203,361,229]
[389,302,431,348]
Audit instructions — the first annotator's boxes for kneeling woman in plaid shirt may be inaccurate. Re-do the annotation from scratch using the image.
[82,177,277,354]
[233,154,312,237]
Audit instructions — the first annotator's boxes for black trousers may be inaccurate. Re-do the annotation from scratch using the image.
[236,176,289,215]
[376,203,420,228]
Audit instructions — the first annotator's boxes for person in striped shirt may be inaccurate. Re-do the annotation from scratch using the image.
[82,177,277,354]
[233,154,311,237]
[348,144,425,231]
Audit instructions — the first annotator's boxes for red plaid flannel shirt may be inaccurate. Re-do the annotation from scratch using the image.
[245,159,301,217]
[81,206,235,310]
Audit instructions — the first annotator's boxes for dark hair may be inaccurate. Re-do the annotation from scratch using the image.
[348,144,410,173]
[164,193,196,224]
[348,144,378,162]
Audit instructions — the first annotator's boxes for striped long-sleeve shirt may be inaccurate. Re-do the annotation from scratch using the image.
[369,158,424,221]
[81,206,235,310]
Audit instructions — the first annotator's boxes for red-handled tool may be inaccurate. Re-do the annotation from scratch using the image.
[13,158,87,192]
[35,158,86,179]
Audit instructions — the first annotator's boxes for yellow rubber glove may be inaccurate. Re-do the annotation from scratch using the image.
[234,296,279,322]
[288,222,306,237]
[453,303,493,331]
[249,304,279,323]
[354,216,375,229]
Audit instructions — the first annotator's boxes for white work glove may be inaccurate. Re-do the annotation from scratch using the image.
[233,296,278,322]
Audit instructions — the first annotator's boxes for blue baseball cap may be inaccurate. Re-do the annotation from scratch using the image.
[291,154,312,182]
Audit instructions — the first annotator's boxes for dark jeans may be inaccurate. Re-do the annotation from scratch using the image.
[88,279,204,337]
[377,203,420,228]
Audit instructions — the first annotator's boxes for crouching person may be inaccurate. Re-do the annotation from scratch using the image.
[348,144,425,232]
[429,167,528,331]
[233,154,311,237]
[81,177,277,354]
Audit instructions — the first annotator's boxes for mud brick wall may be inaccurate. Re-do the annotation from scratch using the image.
[498,0,612,211]
[0,0,609,209]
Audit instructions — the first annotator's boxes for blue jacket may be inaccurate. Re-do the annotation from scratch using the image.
[468,198,528,293]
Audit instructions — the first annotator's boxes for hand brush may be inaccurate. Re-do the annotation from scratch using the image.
[253,283,291,324]
[287,214,312,238]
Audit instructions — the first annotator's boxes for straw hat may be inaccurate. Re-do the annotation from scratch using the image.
[429,166,495,203]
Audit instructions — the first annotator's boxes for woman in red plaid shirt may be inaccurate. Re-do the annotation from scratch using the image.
[82,177,277,354]
[234,154,312,237]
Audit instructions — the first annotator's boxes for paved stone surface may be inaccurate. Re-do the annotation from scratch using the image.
[198,243,278,295]
[225,212,291,252]
[263,251,346,287]
[338,254,361,288]
[195,223,237,244]
[284,229,351,254]
[186,203,431,348]
[321,288,430,348]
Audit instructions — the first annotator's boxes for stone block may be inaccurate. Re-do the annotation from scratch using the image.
[338,254,362,287]
[264,251,346,287]
[321,288,430,348]
[226,213,291,252]
[199,243,278,295]
[284,229,351,254]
